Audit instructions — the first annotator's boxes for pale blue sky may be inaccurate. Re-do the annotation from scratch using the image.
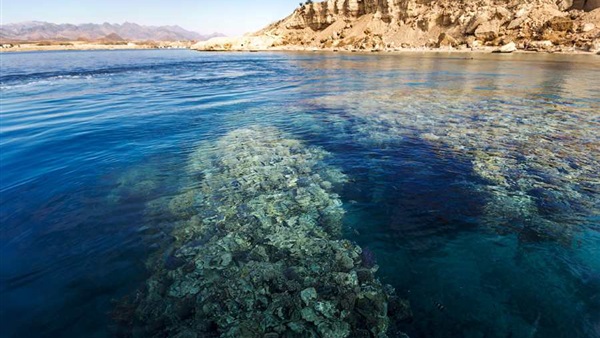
[1,0,300,35]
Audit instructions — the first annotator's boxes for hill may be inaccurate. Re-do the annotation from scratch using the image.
[193,0,600,53]
[0,21,224,42]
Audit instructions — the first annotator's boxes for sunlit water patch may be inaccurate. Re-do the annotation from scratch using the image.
[1,50,599,338]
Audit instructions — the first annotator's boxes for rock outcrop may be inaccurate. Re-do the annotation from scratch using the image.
[497,41,517,52]
[194,0,600,53]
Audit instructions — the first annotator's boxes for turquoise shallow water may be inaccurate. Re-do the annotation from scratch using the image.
[1,50,599,337]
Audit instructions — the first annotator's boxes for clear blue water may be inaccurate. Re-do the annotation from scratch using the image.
[1,49,599,338]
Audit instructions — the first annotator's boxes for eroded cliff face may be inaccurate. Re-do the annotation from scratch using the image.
[194,0,600,52]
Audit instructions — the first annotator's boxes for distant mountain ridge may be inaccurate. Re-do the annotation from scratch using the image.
[0,21,225,42]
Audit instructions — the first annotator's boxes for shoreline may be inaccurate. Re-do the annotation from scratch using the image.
[192,45,600,56]
[0,42,193,53]
[2,44,599,56]
[1,46,158,53]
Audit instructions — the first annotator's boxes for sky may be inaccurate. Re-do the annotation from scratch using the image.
[1,0,300,36]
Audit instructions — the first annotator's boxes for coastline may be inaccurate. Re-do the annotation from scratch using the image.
[3,42,599,56]
[186,0,600,59]
[0,42,193,53]
[189,35,600,56]
[191,45,600,56]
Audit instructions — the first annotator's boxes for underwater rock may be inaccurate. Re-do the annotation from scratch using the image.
[302,89,599,244]
[301,287,318,305]
[106,165,162,204]
[118,126,408,337]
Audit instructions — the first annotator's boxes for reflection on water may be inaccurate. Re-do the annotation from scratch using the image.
[0,50,599,338]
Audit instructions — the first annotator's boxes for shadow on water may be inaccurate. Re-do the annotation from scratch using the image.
[338,143,600,338]
[0,153,189,337]
[0,192,150,337]
[288,102,600,337]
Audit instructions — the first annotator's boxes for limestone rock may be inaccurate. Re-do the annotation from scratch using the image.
[475,20,502,41]
[193,0,600,52]
[556,0,573,11]
[498,41,517,53]
[508,16,528,30]
[587,39,600,51]
[581,23,596,32]
[528,40,555,51]
[547,16,574,31]
[437,32,458,48]
[191,36,281,51]
[465,14,490,35]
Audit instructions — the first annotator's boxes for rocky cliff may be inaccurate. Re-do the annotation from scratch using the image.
[194,0,600,53]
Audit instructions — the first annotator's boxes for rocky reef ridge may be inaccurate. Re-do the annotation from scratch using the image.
[115,127,411,337]
[193,0,600,53]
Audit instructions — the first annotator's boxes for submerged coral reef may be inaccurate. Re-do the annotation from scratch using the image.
[299,88,599,244]
[116,127,410,337]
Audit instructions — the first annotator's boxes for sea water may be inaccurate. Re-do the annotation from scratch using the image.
[1,50,599,337]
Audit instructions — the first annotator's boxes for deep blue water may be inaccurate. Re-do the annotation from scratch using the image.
[1,49,599,338]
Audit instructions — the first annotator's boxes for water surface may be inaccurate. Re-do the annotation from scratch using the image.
[1,50,599,337]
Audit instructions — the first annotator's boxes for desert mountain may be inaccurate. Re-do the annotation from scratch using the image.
[194,0,600,52]
[0,21,224,42]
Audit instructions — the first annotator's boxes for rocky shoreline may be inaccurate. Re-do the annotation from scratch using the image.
[193,0,600,55]
[191,42,600,55]
[4,43,598,55]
